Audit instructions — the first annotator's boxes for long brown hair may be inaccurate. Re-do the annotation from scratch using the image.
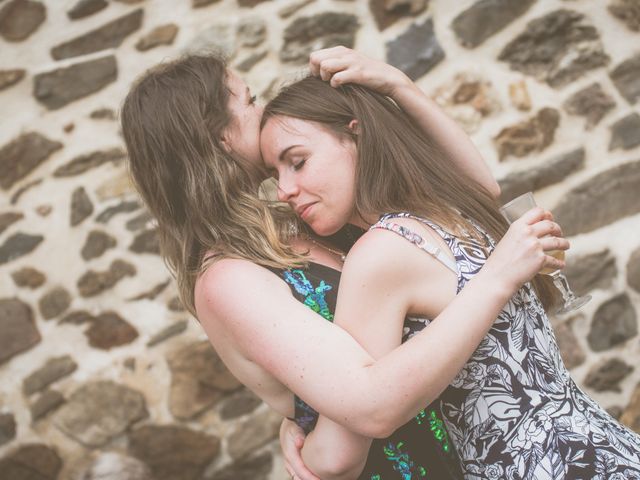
[262,76,556,309]
[121,54,304,316]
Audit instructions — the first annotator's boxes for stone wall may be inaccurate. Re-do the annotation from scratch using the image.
[1,0,639,478]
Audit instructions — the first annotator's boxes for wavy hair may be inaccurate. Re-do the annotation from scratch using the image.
[262,76,556,309]
[121,54,304,317]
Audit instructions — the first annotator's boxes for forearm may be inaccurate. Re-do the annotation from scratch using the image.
[391,79,499,197]
[300,416,371,480]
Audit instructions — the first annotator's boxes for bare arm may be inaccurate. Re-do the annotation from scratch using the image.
[197,209,564,441]
[309,46,500,198]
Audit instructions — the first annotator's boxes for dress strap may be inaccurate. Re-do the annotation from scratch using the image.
[370,218,457,274]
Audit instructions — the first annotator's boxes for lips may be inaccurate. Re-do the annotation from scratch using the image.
[295,202,316,220]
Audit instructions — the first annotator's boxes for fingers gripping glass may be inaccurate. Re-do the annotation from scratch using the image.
[499,192,591,315]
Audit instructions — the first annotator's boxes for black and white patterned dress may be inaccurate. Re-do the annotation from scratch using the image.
[372,212,640,480]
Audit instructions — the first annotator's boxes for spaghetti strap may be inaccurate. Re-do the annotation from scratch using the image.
[370,219,457,274]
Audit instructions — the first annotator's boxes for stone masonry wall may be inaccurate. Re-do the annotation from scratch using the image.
[1,0,639,478]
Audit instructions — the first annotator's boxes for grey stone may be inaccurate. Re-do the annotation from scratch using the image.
[129,279,170,301]
[184,23,235,57]
[96,199,141,223]
[23,355,78,395]
[51,9,143,60]
[77,259,136,297]
[498,147,585,202]
[0,211,23,234]
[551,317,585,369]
[608,0,640,32]
[235,50,268,73]
[219,388,263,420]
[129,425,220,480]
[369,0,428,31]
[563,83,616,129]
[0,413,16,446]
[0,132,62,190]
[228,409,281,460]
[129,228,160,254]
[54,381,148,448]
[54,147,125,177]
[564,249,617,296]
[59,310,95,325]
[10,178,42,204]
[208,451,273,480]
[81,230,117,260]
[238,0,270,6]
[0,68,25,90]
[0,233,44,265]
[11,266,46,288]
[620,383,640,434]
[0,0,46,41]
[281,12,359,64]
[34,55,118,110]
[78,452,153,480]
[167,296,185,312]
[610,54,640,105]
[85,311,139,349]
[136,23,178,51]
[147,320,188,347]
[552,160,640,236]
[237,18,266,47]
[30,389,65,421]
[607,405,623,420]
[70,187,94,226]
[587,294,637,352]
[168,340,242,419]
[125,211,153,231]
[627,247,640,293]
[278,0,314,19]
[67,0,107,19]
[493,107,560,161]
[0,298,40,365]
[498,9,609,87]
[452,0,535,48]
[584,358,633,392]
[0,444,62,480]
[192,0,221,6]
[38,286,72,320]
[89,107,116,120]
[386,18,444,81]
[609,112,640,151]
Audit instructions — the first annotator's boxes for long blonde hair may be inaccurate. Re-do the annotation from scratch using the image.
[121,54,304,316]
[262,76,556,309]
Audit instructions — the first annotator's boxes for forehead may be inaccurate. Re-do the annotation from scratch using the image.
[226,70,247,96]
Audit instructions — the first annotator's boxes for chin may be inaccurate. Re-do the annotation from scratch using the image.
[307,219,342,238]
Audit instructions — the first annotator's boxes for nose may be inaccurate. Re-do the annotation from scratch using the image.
[276,173,299,203]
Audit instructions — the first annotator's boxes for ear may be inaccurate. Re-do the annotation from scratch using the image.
[348,119,360,134]
[219,132,232,153]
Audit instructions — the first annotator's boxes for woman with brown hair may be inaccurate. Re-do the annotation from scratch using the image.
[262,51,640,479]
[121,48,567,479]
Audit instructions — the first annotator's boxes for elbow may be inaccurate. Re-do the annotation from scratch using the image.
[357,409,403,439]
[304,449,367,480]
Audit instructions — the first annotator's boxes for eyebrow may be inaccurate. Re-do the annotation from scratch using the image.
[278,145,301,162]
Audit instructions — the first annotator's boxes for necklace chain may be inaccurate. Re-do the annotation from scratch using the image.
[306,236,346,262]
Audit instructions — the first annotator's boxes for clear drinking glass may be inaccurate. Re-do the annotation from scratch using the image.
[499,192,591,314]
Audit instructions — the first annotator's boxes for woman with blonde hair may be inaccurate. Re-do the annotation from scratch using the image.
[121,48,568,479]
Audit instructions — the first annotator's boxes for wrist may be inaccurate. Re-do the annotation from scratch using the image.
[387,71,413,98]
[471,268,514,306]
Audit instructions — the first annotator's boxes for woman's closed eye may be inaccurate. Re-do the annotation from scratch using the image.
[292,159,306,171]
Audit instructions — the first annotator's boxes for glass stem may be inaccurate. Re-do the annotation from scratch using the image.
[549,271,576,305]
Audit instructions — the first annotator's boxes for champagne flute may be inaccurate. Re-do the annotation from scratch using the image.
[499,192,591,314]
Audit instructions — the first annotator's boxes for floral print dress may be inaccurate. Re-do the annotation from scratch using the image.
[373,212,640,480]
[274,262,463,479]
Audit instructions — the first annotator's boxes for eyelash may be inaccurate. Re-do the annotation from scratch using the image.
[249,94,257,104]
[293,159,306,171]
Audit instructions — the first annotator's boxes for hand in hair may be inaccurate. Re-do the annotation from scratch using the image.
[309,46,410,97]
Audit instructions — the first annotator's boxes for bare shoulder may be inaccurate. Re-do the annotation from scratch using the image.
[194,258,289,321]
